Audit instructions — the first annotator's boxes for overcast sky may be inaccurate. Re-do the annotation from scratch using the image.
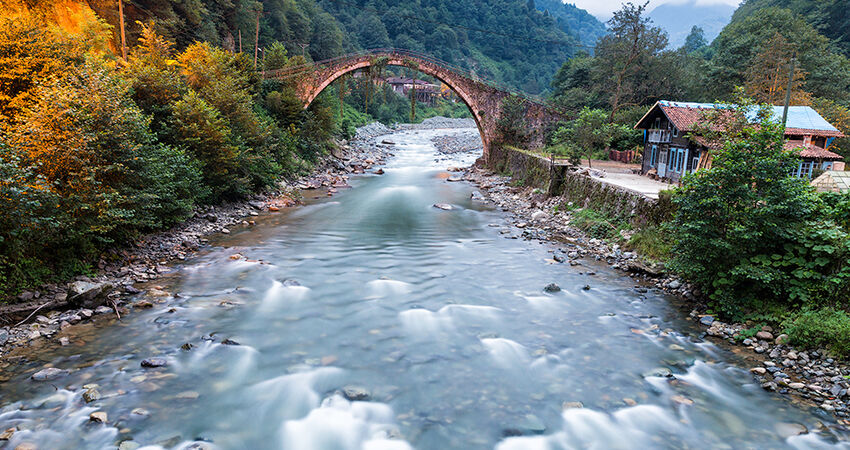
[571,0,740,19]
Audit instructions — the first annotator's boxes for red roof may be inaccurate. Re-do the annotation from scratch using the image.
[636,101,845,138]
[784,141,843,160]
[784,127,844,138]
[659,104,730,132]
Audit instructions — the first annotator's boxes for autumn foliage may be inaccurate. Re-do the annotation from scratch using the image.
[0,16,334,299]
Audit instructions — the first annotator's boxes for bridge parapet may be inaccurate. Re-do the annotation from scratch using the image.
[264,49,567,160]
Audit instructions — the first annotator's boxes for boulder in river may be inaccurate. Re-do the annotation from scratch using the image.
[543,283,561,293]
[89,411,107,423]
[31,367,69,381]
[342,385,371,401]
[141,358,167,368]
[67,281,113,308]
[433,203,453,210]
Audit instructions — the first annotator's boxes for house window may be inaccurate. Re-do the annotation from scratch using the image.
[654,117,660,129]
[672,126,678,137]
[650,145,658,167]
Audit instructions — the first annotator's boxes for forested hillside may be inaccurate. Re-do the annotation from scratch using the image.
[533,0,606,48]
[730,0,850,56]
[52,0,590,95]
[315,0,580,94]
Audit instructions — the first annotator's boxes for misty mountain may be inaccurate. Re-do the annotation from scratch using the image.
[649,0,736,48]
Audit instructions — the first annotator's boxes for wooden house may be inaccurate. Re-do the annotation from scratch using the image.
[384,77,440,104]
[634,101,845,182]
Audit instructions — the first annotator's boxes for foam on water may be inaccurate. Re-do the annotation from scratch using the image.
[366,279,412,297]
[481,338,529,368]
[260,280,311,311]
[496,405,681,450]
[281,394,410,450]
[249,367,346,426]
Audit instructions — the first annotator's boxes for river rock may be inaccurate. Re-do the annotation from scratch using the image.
[543,283,561,293]
[775,334,790,345]
[699,316,714,326]
[31,367,69,381]
[82,388,101,403]
[756,331,774,341]
[67,281,113,308]
[1,427,15,440]
[342,386,371,401]
[562,401,583,410]
[433,203,453,210]
[642,367,673,378]
[668,280,681,289]
[0,328,8,345]
[118,441,141,450]
[775,422,807,438]
[141,358,167,368]
[89,411,107,423]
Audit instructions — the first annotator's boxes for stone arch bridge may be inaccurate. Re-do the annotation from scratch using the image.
[263,49,566,160]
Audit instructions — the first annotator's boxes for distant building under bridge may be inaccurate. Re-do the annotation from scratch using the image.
[385,77,440,104]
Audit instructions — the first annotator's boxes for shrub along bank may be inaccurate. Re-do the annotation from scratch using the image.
[561,103,850,357]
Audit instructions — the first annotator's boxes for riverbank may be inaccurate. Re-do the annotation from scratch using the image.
[0,127,393,357]
[462,162,850,423]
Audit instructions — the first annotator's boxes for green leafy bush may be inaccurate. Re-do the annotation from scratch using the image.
[671,104,850,319]
[783,308,850,357]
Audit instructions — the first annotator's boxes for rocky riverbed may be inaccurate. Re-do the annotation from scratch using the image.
[461,164,850,424]
[0,126,393,358]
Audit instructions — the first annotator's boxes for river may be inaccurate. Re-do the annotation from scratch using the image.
[0,128,847,449]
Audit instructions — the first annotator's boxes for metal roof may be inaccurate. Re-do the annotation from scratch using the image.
[655,101,841,133]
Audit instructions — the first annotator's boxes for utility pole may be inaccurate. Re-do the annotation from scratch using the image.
[781,57,796,128]
[298,42,309,57]
[254,9,261,69]
[118,0,127,61]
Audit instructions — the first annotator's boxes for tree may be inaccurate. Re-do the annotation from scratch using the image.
[553,107,611,167]
[683,26,707,53]
[496,96,529,146]
[594,2,668,121]
[710,7,850,104]
[744,33,810,105]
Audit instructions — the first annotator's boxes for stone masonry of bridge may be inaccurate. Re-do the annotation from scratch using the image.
[264,50,565,161]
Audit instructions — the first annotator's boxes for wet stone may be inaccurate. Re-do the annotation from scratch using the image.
[118,441,141,450]
[82,388,101,403]
[141,358,167,368]
[221,339,240,346]
[543,283,561,293]
[89,411,107,423]
[699,316,715,326]
[342,386,371,401]
[31,367,69,381]
[642,367,673,378]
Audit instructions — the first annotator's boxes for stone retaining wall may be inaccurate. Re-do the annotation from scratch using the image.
[487,144,674,226]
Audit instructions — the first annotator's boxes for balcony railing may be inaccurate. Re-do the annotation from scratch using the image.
[647,129,672,143]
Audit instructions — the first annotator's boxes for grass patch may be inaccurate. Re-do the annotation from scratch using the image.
[626,223,673,262]
[782,307,850,357]
[571,208,628,241]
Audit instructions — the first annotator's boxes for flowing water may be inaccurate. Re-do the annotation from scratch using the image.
[1,129,848,449]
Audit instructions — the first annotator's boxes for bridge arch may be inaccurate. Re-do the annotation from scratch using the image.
[265,50,565,160]
[302,56,489,155]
